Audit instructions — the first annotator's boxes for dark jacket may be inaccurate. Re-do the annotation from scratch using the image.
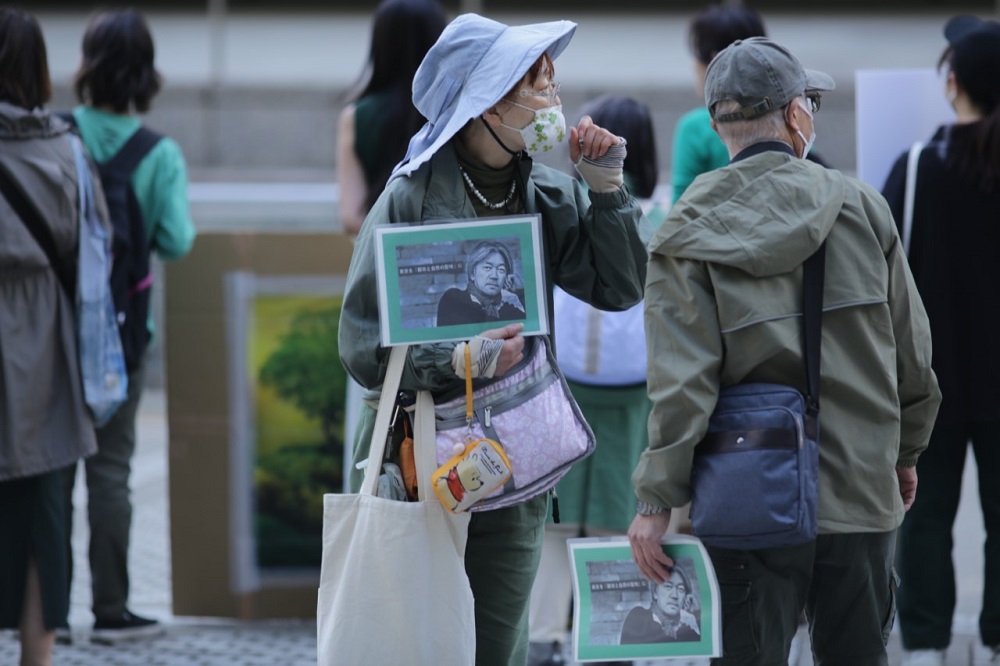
[882,124,1000,426]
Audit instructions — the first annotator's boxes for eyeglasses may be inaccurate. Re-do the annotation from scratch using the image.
[517,82,561,105]
[804,91,822,114]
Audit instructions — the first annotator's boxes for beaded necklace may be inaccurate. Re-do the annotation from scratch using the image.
[459,166,517,211]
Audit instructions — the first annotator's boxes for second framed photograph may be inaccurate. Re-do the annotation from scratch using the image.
[567,535,721,662]
[374,215,548,346]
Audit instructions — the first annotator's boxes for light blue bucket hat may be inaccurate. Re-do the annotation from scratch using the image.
[391,13,576,180]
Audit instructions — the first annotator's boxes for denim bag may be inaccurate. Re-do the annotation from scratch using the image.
[690,243,825,550]
[71,137,129,426]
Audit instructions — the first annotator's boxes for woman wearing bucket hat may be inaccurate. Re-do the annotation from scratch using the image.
[338,12,648,666]
[881,15,1000,666]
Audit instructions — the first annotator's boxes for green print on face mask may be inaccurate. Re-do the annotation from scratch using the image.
[503,104,568,156]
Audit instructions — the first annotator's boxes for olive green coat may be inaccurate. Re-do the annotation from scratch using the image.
[340,141,648,488]
[634,149,941,534]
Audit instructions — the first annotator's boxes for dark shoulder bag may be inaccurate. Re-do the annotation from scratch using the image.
[690,242,825,550]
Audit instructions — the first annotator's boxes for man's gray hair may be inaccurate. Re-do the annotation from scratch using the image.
[713,97,797,156]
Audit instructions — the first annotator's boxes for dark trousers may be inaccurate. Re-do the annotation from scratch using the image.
[708,531,897,666]
[465,493,548,666]
[65,364,145,621]
[897,420,1000,649]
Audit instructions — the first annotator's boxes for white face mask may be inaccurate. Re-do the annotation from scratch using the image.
[795,98,816,160]
[500,102,567,156]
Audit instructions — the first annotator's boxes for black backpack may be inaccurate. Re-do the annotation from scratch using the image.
[63,114,164,371]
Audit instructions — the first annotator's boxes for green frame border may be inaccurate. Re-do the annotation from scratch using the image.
[570,540,717,661]
[374,216,546,346]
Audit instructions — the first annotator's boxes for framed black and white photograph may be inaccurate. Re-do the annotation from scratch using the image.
[567,535,721,662]
[374,215,548,346]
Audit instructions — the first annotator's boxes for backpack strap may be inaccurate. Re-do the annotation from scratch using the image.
[105,127,163,175]
[59,113,163,174]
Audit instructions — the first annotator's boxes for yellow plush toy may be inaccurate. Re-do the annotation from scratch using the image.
[432,439,512,513]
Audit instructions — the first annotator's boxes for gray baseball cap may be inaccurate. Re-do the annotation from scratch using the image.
[705,37,835,123]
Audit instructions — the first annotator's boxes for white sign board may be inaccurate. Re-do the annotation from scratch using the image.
[855,68,954,191]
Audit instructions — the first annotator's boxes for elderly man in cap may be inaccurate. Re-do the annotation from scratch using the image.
[628,37,940,664]
[339,12,647,666]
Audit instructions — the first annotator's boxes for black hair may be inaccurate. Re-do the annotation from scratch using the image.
[0,8,52,110]
[938,46,1000,193]
[578,95,658,198]
[689,4,767,66]
[73,9,162,113]
[350,0,447,210]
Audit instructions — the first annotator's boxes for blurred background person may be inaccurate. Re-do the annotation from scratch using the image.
[335,0,447,235]
[670,3,766,205]
[63,8,195,642]
[881,15,1000,666]
[335,0,446,472]
[528,94,661,666]
[0,8,99,665]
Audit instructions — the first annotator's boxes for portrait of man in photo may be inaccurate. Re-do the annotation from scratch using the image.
[619,561,702,645]
[436,240,526,326]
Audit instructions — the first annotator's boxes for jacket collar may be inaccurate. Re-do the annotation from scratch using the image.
[731,140,796,163]
[422,141,536,222]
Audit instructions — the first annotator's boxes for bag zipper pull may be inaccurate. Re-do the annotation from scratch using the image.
[484,406,491,429]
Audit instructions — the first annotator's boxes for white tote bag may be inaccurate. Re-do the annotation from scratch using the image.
[317,346,475,666]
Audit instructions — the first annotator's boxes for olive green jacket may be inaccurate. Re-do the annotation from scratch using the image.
[634,148,940,534]
[340,142,648,485]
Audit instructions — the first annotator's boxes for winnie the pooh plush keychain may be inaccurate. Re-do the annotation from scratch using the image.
[431,343,512,513]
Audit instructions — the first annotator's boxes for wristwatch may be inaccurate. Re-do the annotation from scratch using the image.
[636,499,670,516]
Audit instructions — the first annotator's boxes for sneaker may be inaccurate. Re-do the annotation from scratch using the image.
[901,648,946,666]
[528,641,565,666]
[55,627,72,645]
[91,610,164,644]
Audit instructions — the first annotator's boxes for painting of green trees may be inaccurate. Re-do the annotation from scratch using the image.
[252,295,347,569]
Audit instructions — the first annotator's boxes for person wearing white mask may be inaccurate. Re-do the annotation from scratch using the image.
[629,37,940,664]
[338,13,648,666]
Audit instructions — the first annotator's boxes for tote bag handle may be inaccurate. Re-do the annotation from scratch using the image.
[360,345,409,497]
[413,390,437,502]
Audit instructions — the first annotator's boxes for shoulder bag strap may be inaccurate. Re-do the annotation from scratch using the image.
[802,241,826,440]
[902,141,923,257]
[0,163,74,298]
[360,345,410,497]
